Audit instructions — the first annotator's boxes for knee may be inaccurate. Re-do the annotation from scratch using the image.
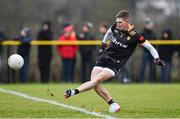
[91,76,104,85]
[94,85,99,91]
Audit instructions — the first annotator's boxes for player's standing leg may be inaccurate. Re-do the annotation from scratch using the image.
[91,67,120,112]
[90,67,113,102]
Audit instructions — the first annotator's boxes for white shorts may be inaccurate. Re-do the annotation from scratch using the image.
[94,66,115,77]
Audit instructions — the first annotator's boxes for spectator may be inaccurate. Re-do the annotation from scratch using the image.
[178,46,180,80]
[0,29,6,82]
[17,27,32,83]
[37,21,53,83]
[57,25,78,83]
[176,38,180,80]
[98,23,108,40]
[139,18,157,83]
[95,23,109,63]
[158,30,175,83]
[77,22,95,83]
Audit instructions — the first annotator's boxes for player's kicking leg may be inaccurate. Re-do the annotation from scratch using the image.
[64,66,112,97]
[64,66,120,113]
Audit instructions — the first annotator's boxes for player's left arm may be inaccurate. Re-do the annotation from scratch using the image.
[126,24,166,69]
[140,40,166,69]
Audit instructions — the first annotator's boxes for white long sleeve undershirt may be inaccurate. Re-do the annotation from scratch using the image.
[141,40,159,59]
[102,28,113,43]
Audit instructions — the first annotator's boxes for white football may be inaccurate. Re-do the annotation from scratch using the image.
[8,54,24,70]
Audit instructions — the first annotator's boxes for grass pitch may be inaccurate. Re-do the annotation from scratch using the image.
[0,83,180,118]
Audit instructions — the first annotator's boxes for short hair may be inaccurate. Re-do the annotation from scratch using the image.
[42,20,51,28]
[100,23,108,29]
[115,10,130,18]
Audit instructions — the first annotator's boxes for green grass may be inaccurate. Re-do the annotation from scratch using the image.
[0,83,180,118]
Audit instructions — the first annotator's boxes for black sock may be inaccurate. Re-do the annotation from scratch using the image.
[74,89,79,94]
[107,99,114,105]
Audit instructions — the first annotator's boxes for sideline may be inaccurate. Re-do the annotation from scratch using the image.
[0,88,116,118]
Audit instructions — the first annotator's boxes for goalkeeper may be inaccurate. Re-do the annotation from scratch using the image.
[64,10,166,113]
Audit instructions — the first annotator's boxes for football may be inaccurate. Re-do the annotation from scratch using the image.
[8,54,24,70]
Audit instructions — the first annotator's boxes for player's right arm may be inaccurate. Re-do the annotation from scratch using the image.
[102,28,113,44]
[99,26,113,55]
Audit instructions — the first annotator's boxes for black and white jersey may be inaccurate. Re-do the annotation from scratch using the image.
[102,23,145,67]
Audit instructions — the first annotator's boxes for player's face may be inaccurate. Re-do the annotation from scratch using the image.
[116,17,130,31]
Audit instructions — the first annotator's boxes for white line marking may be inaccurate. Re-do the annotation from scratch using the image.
[0,88,116,118]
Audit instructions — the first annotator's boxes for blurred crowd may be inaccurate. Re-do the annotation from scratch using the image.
[0,18,180,84]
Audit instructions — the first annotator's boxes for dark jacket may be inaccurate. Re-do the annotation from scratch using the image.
[0,30,6,54]
[77,32,95,56]
[18,35,32,57]
[158,30,175,61]
[0,30,6,41]
[177,44,180,56]
[176,40,180,55]
[142,29,156,40]
[37,30,53,60]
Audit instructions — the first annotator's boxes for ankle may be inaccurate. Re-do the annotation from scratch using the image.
[74,89,79,95]
[107,99,114,105]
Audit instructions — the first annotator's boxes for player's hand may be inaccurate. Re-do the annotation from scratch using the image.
[99,42,107,55]
[153,58,166,69]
